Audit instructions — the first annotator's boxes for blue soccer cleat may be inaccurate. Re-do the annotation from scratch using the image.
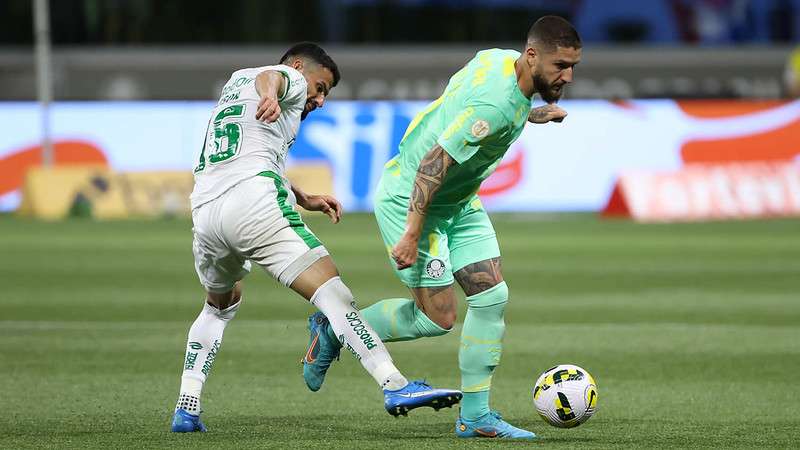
[171,408,207,433]
[455,410,537,439]
[302,312,342,392]
[384,380,462,417]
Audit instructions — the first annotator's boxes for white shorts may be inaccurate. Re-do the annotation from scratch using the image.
[191,172,329,293]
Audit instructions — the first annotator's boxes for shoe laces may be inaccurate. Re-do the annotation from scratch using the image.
[412,379,431,389]
[489,410,504,422]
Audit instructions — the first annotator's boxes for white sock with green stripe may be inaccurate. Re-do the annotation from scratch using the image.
[311,277,408,391]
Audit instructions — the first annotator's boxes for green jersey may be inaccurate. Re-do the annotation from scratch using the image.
[380,48,532,217]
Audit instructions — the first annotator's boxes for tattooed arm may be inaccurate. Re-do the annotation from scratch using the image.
[391,144,455,269]
[528,104,567,124]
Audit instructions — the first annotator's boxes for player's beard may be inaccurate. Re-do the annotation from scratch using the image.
[301,101,316,120]
[533,72,563,104]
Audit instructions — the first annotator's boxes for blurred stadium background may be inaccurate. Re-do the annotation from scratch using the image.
[1,1,799,448]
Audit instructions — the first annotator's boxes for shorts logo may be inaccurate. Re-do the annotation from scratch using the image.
[426,259,446,279]
[471,120,490,139]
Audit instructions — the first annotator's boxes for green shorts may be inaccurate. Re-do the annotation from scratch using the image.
[373,189,500,288]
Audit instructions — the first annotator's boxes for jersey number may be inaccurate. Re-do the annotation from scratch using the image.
[195,104,246,172]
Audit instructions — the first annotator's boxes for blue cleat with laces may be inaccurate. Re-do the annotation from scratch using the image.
[302,312,342,392]
[171,409,207,433]
[384,380,462,417]
[455,410,536,439]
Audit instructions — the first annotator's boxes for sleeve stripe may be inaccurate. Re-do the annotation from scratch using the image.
[436,136,469,164]
[277,70,291,102]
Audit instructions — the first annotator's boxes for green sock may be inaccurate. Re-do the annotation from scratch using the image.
[326,298,448,342]
[461,391,491,421]
[459,282,508,421]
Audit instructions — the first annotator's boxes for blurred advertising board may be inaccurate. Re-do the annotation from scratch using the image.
[17,165,331,220]
[604,162,800,222]
[19,167,193,220]
[2,100,799,214]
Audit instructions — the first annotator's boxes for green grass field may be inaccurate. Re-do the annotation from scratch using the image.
[1,213,799,449]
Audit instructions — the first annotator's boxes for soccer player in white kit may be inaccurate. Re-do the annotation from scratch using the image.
[171,43,461,433]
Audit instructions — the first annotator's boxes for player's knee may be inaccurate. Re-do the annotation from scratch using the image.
[203,297,241,322]
[427,310,457,331]
[466,281,508,313]
[412,285,458,333]
[310,276,353,306]
[232,281,243,302]
[415,301,457,332]
[290,256,341,301]
[206,282,243,312]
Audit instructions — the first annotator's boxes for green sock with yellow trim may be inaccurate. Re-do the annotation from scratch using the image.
[459,282,508,420]
[325,298,448,343]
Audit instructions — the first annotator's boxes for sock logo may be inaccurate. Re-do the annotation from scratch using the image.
[189,342,203,350]
[201,339,221,376]
[184,352,198,370]
[345,312,377,350]
[340,333,363,361]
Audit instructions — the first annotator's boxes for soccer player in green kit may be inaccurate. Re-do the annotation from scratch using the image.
[302,16,582,439]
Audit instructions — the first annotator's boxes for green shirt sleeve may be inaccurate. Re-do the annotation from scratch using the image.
[436,103,509,164]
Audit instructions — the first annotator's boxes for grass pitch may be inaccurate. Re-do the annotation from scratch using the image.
[1,213,798,448]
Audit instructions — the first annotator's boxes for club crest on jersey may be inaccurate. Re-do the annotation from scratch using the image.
[426,259,446,279]
[471,119,490,139]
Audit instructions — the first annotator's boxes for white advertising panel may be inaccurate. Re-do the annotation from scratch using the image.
[2,100,799,212]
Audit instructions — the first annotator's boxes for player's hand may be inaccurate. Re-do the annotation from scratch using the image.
[256,95,281,123]
[528,104,567,124]
[391,233,419,270]
[299,194,342,224]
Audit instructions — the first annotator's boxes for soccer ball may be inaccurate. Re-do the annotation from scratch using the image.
[532,364,598,428]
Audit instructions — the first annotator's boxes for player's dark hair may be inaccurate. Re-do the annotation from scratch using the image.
[279,42,341,87]
[527,16,581,52]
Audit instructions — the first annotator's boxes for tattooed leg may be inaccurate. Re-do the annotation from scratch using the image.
[410,284,458,330]
[454,257,503,296]
[356,284,456,343]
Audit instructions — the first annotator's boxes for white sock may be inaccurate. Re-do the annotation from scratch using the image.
[373,361,409,391]
[310,277,408,390]
[175,300,240,414]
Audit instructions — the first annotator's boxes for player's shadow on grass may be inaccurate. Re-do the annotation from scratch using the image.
[219,413,462,440]
[535,435,603,444]
[361,418,459,440]
[216,414,608,443]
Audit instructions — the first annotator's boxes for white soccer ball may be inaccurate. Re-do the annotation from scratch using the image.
[532,364,598,428]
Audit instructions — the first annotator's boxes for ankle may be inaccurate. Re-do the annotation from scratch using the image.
[175,393,201,415]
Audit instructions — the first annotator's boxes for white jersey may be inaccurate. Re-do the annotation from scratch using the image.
[190,64,307,209]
